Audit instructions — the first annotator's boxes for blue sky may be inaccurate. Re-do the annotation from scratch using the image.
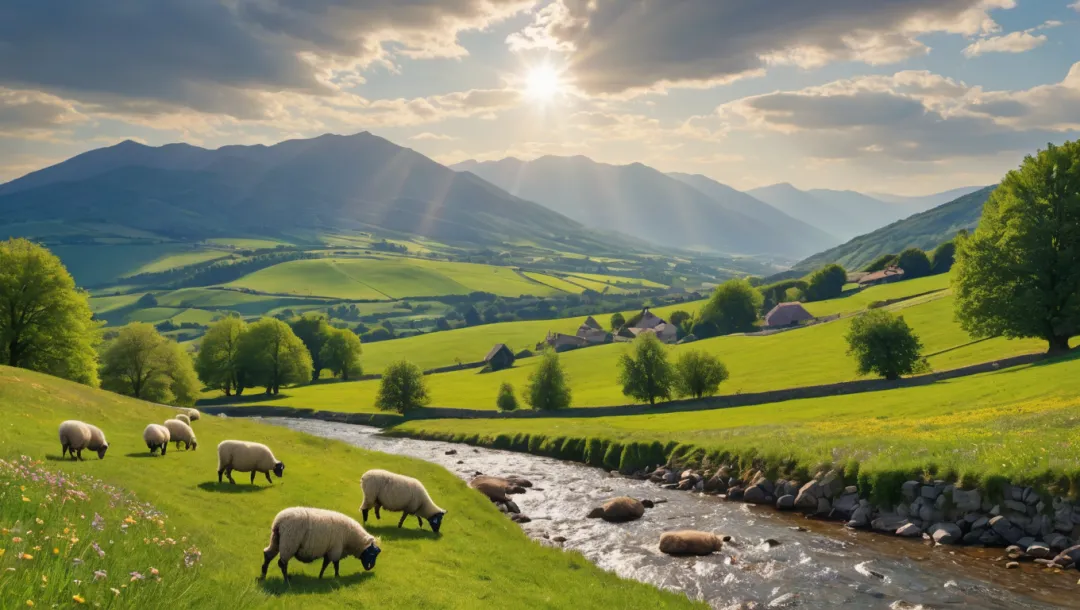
[1,1,1078,194]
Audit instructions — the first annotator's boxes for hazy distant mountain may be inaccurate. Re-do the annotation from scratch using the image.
[452,156,820,258]
[868,186,986,210]
[667,172,838,253]
[794,186,995,271]
[747,183,919,241]
[0,133,641,253]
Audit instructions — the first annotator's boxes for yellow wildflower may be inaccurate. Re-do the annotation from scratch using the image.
[1,528,8,535]
[41,575,47,584]
[110,588,120,597]
[25,601,33,607]
[123,517,136,525]
[0,549,5,557]
[21,496,29,502]
[31,546,40,551]
[72,595,85,604]
[34,518,43,525]
[63,528,70,534]
[21,553,32,560]
[20,485,25,491]
[52,548,58,555]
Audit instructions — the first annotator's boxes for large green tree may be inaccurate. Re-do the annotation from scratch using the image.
[0,238,99,385]
[375,360,429,413]
[237,318,313,394]
[617,333,673,405]
[896,248,932,279]
[289,314,331,381]
[320,327,363,381]
[195,317,247,396]
[929,240,957,275]
[845,310,924,380]
[526,349,572,411]
[804,264,847,302]
[693,278,762,338]
[673,350,729,399]
[100,323,199,406]
[954,141,1080,353]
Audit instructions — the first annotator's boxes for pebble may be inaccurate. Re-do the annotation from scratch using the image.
[1006,562,1020,570]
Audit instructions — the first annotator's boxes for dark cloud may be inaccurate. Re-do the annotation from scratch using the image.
[510,0,1008,95]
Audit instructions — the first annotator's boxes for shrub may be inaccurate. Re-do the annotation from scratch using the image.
[845,309,925,380]
[496,382,518,411]
[929,239,956,275]
[695,279,762,337]
[896,248,931,279]
[526,349,571,411]
[673,350,729,399]
[375,360,429,413]
[609,312,626,330]
[100,323,199,406]
[863,254,898,273]
[617,333,673,405]
[236,318,313,395]
[804,264,847,302]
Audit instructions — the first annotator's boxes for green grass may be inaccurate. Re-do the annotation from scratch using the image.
[247,293,1045,413]
[203,238,293,249]
[801,274,952,317]
[89,293,146,315]
[392,351,1080,500]
[227,258,564,300]
[125,250,230,276]
[51,245,198,287]
[558,276,631,295]
[0,366,698,609]
[522,272,585,294]
[566,272,667,289]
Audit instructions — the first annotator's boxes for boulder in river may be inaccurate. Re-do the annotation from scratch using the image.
[658,530,725,556]
[587,497,646,523]
[469,475,526,502]
[930,523,962,545]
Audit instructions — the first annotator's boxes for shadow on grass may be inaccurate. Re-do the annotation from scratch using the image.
[364,524,442,540]
[259,570,372,594]
[44,454,100,462]
[197,392,289,407]
[197,481,271,494]
[123,452,166,459]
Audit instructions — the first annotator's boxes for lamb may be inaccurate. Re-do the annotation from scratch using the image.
[185,408,201,421]
[658,530,725,556]
[143,424,171,456]
[58,420,109,460]
[163,419,198,451]
[173,413,191,425]
[217,440,285,485]
[360,469,447,533]
[260,507,381,583]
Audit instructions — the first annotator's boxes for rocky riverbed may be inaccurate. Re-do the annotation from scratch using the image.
[267,418,1078,609]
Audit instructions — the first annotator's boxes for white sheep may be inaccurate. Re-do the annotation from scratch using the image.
[163,419,198,451]
[143,424,171,456]
[360,469,447,533]
[58,420,109,460]
[185,408,201,421]
[217,440,285,485]
[260,507,381,583]
[174,413,191,425]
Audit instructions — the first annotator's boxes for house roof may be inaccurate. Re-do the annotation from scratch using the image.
[484,343,512,361]
[858,266,905,285]
[582,315,602,330]
[764,302,815,327]
[636,307,666,329]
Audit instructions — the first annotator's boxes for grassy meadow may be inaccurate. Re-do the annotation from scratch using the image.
[0,366,699,609]
[391,351,1080,503]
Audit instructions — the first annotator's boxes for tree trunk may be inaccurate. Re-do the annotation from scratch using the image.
[1047,334,1071,354]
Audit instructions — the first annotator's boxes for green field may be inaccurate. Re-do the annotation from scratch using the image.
[123,307,221,326]
[801,274,952,317]
[126,250,231,276]
[203,237,293,249]
[392,351,1080,496]
[246,291,1045,413]
[51,244,201,286]
[522,272,586,294]
[0,366,696,609]
[566,272,667,289]
[227,258,563,300]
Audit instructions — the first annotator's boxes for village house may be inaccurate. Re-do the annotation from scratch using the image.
[618,308,679,344]
[858,266,905,287]
[484,343,515,371]
[575,315,613,345]
[763,302,815,328]
[538,331,589,352]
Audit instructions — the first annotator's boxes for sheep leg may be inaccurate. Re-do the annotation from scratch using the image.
[61,444,68,458]
[227,469,236,485]
[76,448,84,461]
[265,471,273,484]
[251,471,256,485]
[333,560,340,578]
[362,508,370,522]
[398,512,408,528]
[217,469,224,483]
[278,558,290,584]
[417,515,423,528]
[319,556,331,579]
[161,443,167,456]
[374,503,381,520]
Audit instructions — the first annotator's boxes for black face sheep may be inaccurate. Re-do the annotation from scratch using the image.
[143,424,171,456]
[163,419,197,451]
[260,507,381,583]
[217,440,285,485]
[174,413,191,425]
[360,469,447,533]
[58,420,109,460]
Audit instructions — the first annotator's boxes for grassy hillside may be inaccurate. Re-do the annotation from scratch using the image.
[0,366,697,609]
[248,291,1046,413]
[800,274,951,317]
[795,186,993,272]
[392,351,1080,495]
[227,257,563,300]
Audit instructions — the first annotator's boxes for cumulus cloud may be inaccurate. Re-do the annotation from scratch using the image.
[0,89,86,138]
[961,21,1059,57]
[508,0,1014,96]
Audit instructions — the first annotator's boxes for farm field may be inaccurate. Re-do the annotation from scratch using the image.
[801,274,952,317]
[566,272,668,289]
[0,366,696,609]
[126,249,231,275]
[392,351,1080,494]
[245,292,1047,414]
[522,272,587,294]
[227,257,564,300]
[123,307,221,326]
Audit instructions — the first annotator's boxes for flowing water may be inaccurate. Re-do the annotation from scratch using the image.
[267,418,1076,609]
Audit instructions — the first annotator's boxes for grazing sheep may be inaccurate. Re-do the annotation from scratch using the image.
[658,530,725,556]
[217,440,285,485]
[185,408,201,421]
[260,507,381,583]
[143,424,171,456]
[58,420,109,460]
[174,413,191,425]
[360,469,447,533]
[468,475,525,503]
[163,419,198,451]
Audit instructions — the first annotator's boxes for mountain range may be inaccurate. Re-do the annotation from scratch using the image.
[0,133,640,254]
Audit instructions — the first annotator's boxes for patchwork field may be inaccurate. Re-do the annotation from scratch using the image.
[522,272,588,294]
[51,244,205,286]
[0,366,696,609]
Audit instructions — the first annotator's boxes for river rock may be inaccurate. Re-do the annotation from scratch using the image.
[990,516,1025,544]
[816,497,832,515]
[767,592,798,608]
[588,497,646,523]
[776,495,795,510]
[833,493,858,516]
[469,476,525,502]
[896,523,922,537]
[503,499,521,514]
[962,530,984,544]
[1006,545,1024,560]
[930,523,962,545]
[847,506,871,529]
[727,486,745,501]
[658,530,724,556]
[871,515,907,533]
[1045,533,1070,551]
[1004,500,1028,514]
[1005,561,1020,570]
[744,486,771,505]
[952,489,981,512]
[1055,544,1080,564]
[510,513,531,524]
[641,499,655,509]
[902,481,921,501]
[704,473,728,493]
[1025,542,1051,559]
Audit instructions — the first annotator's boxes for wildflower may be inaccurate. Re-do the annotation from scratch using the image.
[183,547,201,568]
[129,571,144,582]
[73,595,85,604]
[91,541,105,558]
[41,575,47,584]
[91,514,104,532]
[31,546,40,551]
[12,537,22,544]
[0,549,5,557]
[52,548,58,555]
[63,528,70,534]
[72,558,84,565]
[150,568,159,577]
[110,588,120,597]
[34,518,43,525]
[93,570,107,581]
[25,601,34,607]
[5,568,15,573]
[22,496,30,502]
[1,528,8,535]
[21,553,33,560]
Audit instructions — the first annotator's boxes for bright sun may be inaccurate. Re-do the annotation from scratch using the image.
[525,64,561,101]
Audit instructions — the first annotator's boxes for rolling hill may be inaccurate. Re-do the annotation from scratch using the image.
[0,133,643,254]
[452,156,821,258]
[794,186,994,271]
[747,183,924,241]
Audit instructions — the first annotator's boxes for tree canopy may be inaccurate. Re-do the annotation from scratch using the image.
[804,264,847,302]
[0,238,99,385]
[845,310,924,380]
[100,323,199,406]
[195,316,247,396]
[929,240,956,275]
[896,248,932,279]
[617,333,674,405]
[673,350,729,399]
[289,314,331,381]
[954,140,1080,353]
[609,312,626,331]
[375,360,429,413]
[526,349,572,411]
[496,382,518,411]
[320,327,363,381]
[693,278,762,338]
[237,318,313,394]
[863,254,898,273]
